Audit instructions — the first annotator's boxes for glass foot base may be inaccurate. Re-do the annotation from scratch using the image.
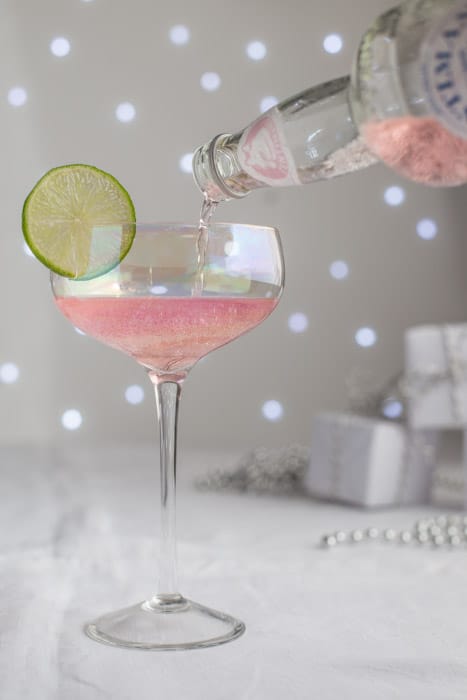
[85,594,246,651]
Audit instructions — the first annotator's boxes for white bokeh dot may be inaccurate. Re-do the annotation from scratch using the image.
[179,153,193,174]
[417,218,438,240]
[323,34,343,54]
[260,96,279,113]
[200,72,221,91]
[150,285,168,295]
[384,186,405,206]
[61,409,82,431]
[355,327,378,348]
[382,398,403,420]
[8,87,27,107]
[74,327,86,336]
[0,363,19,384]
[329,260,349,280]
[247,41,267,60]
[288,312,309,333]
[115,102,136,123]
[125,385,145,405]
[262,400,284,422]
[169,25,190,45]
[50,37,71,57]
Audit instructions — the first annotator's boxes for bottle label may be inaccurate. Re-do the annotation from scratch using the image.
[420,2,467,139]
[237,109,301,187]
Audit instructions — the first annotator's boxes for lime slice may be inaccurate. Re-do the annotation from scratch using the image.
[22,164,136,279]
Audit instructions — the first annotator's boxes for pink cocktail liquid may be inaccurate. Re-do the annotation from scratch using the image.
[363,115,467,186]
[56,296,277,373]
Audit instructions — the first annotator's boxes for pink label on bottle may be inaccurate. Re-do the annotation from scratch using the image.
[238,109,300,187]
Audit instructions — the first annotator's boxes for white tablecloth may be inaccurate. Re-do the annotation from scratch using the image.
[0,444,466,700]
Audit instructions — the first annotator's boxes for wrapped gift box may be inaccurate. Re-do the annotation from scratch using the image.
[405,324,467,429]
[304,412,438,508]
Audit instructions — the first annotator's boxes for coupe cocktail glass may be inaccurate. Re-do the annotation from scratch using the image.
[51,222,284,650]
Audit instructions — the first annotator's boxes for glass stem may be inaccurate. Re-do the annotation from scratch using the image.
[149,375,184,601]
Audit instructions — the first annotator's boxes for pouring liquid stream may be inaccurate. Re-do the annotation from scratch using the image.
[193,196,217,297]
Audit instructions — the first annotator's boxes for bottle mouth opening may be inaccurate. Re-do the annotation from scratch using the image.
[192,134,249,202]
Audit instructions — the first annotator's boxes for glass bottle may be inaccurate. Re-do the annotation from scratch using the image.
[193,0,467,201]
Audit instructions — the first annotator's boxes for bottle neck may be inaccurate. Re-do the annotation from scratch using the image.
[192,77,379,201]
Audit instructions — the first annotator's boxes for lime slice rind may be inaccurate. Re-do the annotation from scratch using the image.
[22,164,136,280]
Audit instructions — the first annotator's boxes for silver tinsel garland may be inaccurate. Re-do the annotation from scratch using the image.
[345,368,406,421]
[195,444,311,495]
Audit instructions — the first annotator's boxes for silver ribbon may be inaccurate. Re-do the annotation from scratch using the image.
[327,416,349,499]
[402,325,467,425]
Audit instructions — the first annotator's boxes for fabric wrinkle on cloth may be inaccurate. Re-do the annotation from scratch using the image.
[0,444,466,700]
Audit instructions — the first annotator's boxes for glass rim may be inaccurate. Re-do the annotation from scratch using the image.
[105,221,280,234]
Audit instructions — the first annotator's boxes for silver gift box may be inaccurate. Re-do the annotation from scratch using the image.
[304,412,438,508]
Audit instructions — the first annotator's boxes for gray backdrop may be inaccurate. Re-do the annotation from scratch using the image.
[1,0,466,449]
